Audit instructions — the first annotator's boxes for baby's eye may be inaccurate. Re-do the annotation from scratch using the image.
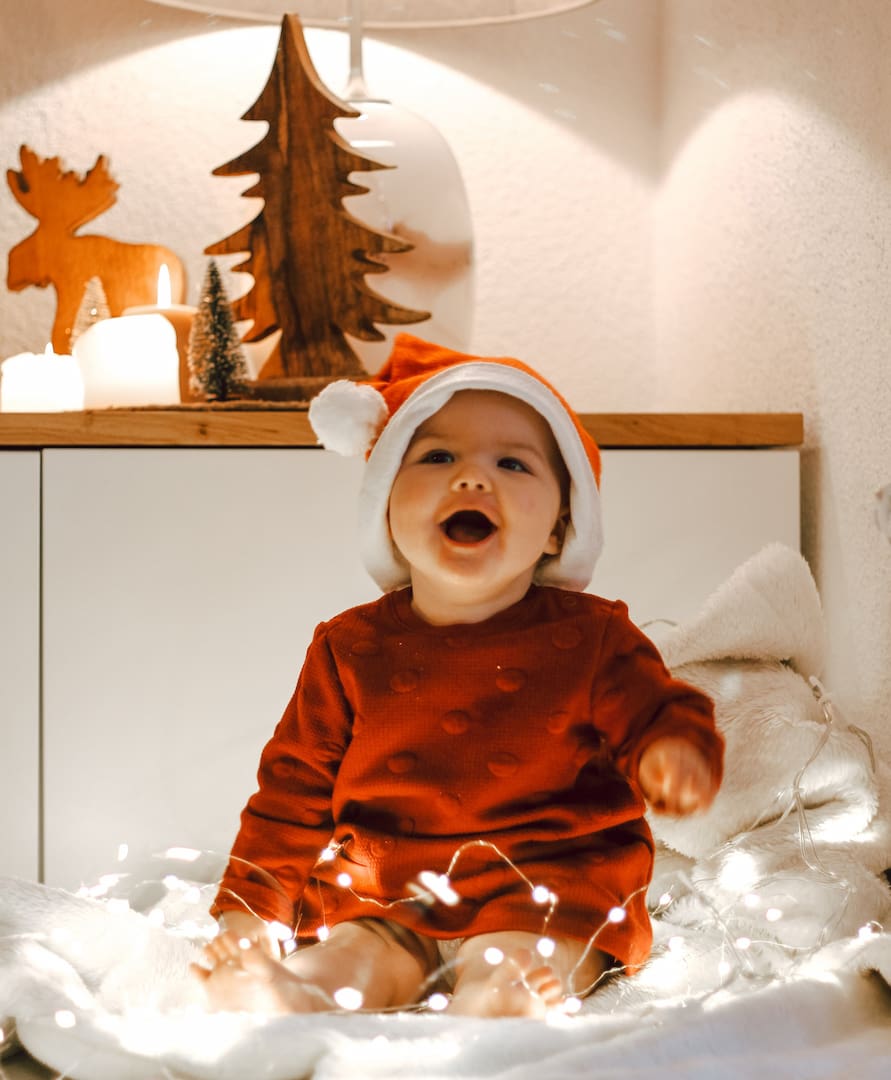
[498,457,531,473]
[420,449,454,464]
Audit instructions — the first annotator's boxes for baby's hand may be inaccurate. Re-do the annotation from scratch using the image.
[215,910,281,959]
[638,736,719,815]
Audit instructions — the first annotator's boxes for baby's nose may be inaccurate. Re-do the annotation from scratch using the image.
[452,466,490,492]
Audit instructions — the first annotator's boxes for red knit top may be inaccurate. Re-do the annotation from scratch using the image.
[212,586,721,969]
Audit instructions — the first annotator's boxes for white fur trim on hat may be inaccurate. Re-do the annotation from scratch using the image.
[308,380,389,457]
[357,362,603,594]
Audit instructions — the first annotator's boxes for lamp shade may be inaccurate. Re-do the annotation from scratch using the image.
[146,1,597,29]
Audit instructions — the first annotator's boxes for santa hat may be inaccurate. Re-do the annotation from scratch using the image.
[308,334,603,593]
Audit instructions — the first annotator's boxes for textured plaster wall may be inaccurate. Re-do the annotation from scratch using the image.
[655,0,891,761]
[0,0,656,404]
[1,1,890,759]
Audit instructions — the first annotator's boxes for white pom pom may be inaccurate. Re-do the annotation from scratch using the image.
[308,381,389,457]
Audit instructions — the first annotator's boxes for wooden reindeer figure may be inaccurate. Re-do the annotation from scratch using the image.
[6,146,186,354]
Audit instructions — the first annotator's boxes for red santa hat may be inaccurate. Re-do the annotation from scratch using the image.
[308,334,603,593]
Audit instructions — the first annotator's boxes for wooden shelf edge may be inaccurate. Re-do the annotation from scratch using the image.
[0,410,804,449]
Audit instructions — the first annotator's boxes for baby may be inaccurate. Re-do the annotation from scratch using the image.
[194,335,723,1018]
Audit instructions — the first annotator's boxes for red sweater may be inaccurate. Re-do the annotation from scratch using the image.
[213,586,721,969]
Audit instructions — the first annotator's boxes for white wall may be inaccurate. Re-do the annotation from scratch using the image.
[2,1,890,761]
[655,0,891,761]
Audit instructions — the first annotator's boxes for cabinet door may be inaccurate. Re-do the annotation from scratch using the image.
[593,449,800,626]
[0,451,40,880]
[42,449,376,889]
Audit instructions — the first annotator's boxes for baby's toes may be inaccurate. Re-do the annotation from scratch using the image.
[524,964,564,1006]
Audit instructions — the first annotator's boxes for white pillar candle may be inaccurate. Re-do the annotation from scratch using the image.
[0,345,85,412]
[123,264,198,402]
[73,315,180,408]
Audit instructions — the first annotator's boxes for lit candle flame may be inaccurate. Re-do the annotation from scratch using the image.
[157,264,172,307]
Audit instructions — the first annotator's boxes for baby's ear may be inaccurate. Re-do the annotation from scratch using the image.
[544,507,570,556]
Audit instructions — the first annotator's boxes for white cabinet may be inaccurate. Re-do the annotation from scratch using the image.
[0,451,41,881]
[14,446,799,889]
[41,450,379,888]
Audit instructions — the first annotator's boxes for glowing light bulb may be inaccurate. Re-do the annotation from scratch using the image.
[333,986,364,1010]
[238,937,252,950]
[718,851,759,893]
[417,870,461,906]
[317,925,331,942]
[607,906,626,924]
[318,843,338,864]
[484,947,504,966]
[562,996,583,1014]
[658,892,673,907]
[163,847,201,862]
[743,893,761,909]
[536,937,556,958]
[336,872,353,888]
[735,937,752,951]
[532,885,551,904]
[427,993,450,1011]
[718,959,733,977]
[765,907,783,922]
[54,1010,76,1029]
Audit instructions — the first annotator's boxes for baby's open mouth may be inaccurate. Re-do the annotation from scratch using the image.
[441,510,497,544]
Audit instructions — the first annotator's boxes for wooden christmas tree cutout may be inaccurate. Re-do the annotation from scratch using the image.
[207,14,430,399]
[6,146,186,354]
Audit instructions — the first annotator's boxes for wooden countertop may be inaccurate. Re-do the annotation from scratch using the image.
[0,408,803,449]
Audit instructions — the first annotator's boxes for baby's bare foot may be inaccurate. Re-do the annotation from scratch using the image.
[191,931,330,1014]
[447,947,565,1018]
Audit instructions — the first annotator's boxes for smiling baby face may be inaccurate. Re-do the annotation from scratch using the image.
[387,390,569,625]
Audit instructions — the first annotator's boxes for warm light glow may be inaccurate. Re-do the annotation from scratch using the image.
[718,851,760,894]
[417,870,461,907]
[333,986,364,1010]
[532,885,551,904]
[536,937,556,958]
[427,993,449,1011]
[54,1010,77,1029]
[484,947,504,966]
[318,843,338,864]
[336,872,353,888]
[765,907,783,922]
[607,906,626,924]
[317,925,331,941]
[164,847,202,862]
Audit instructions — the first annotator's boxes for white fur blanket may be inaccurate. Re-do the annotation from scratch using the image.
[3,544,891,1079]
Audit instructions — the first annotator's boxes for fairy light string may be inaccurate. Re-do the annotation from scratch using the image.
[5,673,885,1043]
